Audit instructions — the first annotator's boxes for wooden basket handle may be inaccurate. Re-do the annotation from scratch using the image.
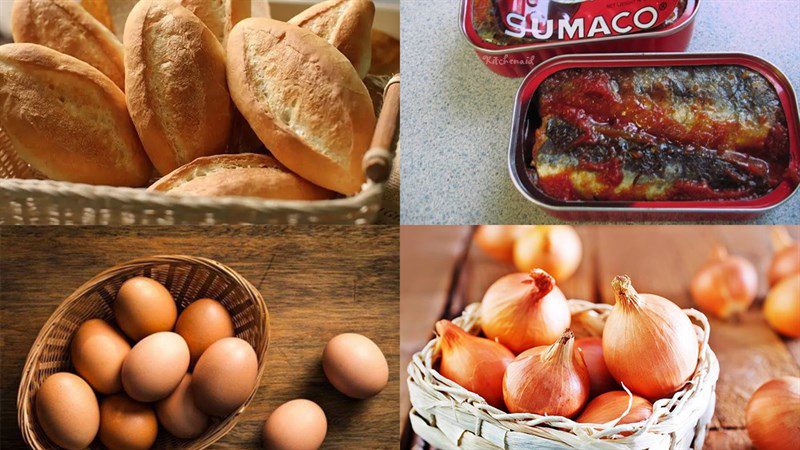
[364,75,400,183]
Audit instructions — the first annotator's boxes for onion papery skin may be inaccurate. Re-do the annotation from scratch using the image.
[602,276,699,401]
[576,391,653,429]
[769,244,800,287]
[763,273,800,338]
[502,330,590,417]
[512,226,582,283]
[474,226,518,263]
[768,227,800,287]
[745,376,800,450]
[575,337,618,397]
[690,246,758,320]
[480,270,570,354]
[435,320,515,409]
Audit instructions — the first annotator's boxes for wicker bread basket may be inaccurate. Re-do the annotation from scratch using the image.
[17,255,270,450]
[408,300,720,450]
[0,75,399,226]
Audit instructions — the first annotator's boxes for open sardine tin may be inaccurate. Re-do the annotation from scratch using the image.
[508,53,800,221]
[461,0,700,77]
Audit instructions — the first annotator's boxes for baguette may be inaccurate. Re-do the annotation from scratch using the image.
[289,0,374,79]
[0,43,151,186]
[226,18,376,195]
[148,153,336,200]
[124,0,232,175]
[177,0,251,45]
[10,0,126,89]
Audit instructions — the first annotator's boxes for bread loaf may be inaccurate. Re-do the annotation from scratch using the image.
[124,0,232,175]
[0,43,151,186]
[289,0,374,78]
[177,0,251,45]
[78,0,116,33]
[226,18,376,195]
[10,0,126,89]
[77,0,140,40]
[148,153,336,200]
[369,29,399,75]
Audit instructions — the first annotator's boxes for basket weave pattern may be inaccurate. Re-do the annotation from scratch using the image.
[17,255,270,450]
[0,76,399,225]
[408,300,720,450]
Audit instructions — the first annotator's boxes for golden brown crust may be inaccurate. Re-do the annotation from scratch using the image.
[289,0,374,79]
[10,0,126,89]
[0,43,152,186]
[148,153,336,200]
[369,28,399,75]
[226,18,376,195]
[78,0,116,34]
[177,0,252,45]
[124,0,232,175]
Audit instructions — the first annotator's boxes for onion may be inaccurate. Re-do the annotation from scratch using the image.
[502,329,590,417]
[602,276,699,400]
[474,226,526,263]
[480,269,570,353]
[512,226,582,282]
[768,227,800,287]
[690,245,758,319]
[746,376,800,450]
[576,391,653,428]
[435,320,514,409]
[575,337,618,397]
[763,273,800,338]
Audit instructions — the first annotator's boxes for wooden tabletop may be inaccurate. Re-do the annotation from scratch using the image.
[400,225,800,449]
[0,226,399,449]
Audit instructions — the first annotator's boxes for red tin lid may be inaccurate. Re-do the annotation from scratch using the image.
[463,0,698,52]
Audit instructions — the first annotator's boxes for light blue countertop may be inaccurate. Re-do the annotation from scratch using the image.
[400,0,800,225]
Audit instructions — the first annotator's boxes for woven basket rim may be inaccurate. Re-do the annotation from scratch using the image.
[0,177,383,211]
[0,75,400,216]
[407,299,720,446]
[17,255,270,450]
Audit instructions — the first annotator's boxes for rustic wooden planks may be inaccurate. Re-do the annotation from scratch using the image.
[0,226,399,449]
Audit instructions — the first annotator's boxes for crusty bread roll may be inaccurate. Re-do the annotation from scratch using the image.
[124,0,232,175]
[76,0,139,40]
[148,153,336,200]
[177,0,251,45]
[369,28,399,75]
[11,0,126,89]
[77,0,116,33]
[289,0,374,79]
[226,18,376,195]
[0,43,152,186]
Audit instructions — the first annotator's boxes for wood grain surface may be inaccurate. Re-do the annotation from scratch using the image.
[0,226,399,449]
[400,225,800,450]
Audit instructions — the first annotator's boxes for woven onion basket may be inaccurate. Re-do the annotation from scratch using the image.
[17,255,270,450]
[0,76,399,225]
[408,300,720,450]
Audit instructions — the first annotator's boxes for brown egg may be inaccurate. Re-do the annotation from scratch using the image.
[156,373,209,439]
[35,372,99,450]
[99,394,158,450]
[114,276,177,341]
[262,399,327,450]
[175,298,235,365]
[71,319,131,394]
[192,337,258,416]
[121,331,190,402]
[323,333,388,399]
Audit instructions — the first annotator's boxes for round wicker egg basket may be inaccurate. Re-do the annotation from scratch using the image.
[408,300,719,450]
[17,255,270,450]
